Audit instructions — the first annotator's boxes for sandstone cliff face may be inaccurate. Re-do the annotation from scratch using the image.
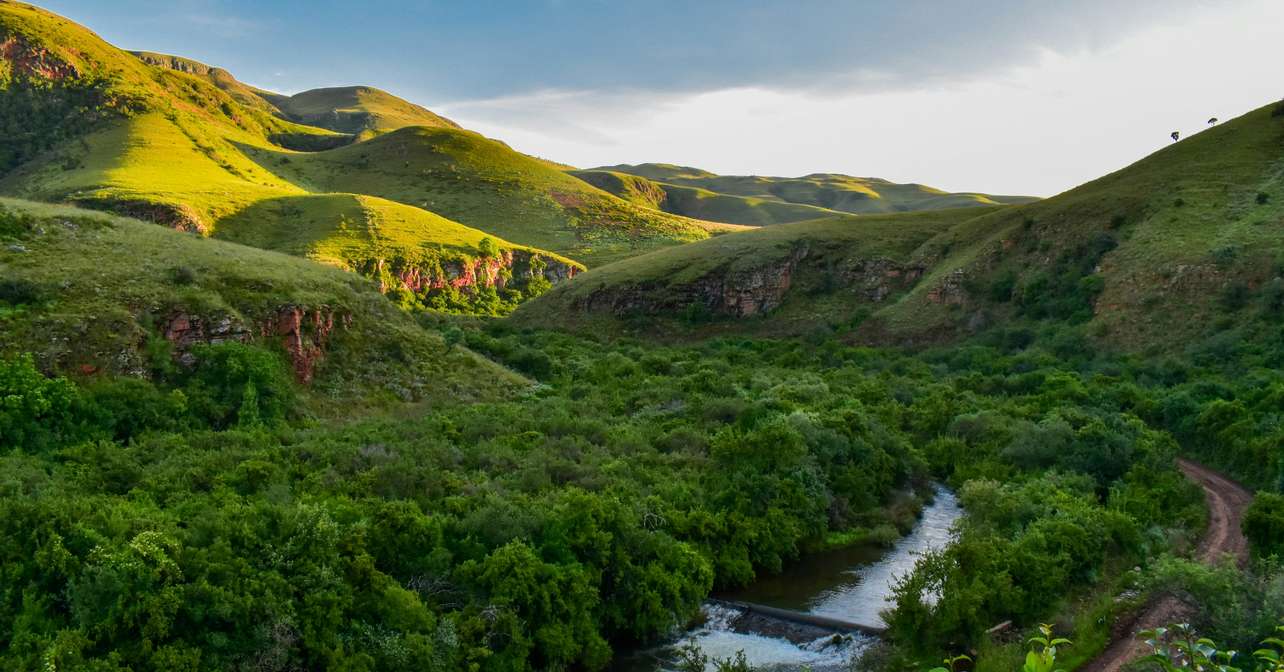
[375,249,579,295]
[162,305,352,384]
[0,33,78,81]
[578,245,810,318]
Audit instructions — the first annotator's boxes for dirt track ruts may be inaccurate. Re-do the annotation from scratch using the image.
[1079,458,1253,672]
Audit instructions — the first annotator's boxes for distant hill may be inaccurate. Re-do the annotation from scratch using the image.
[0,197,525,400]
[272,86,461,138]
[519,101,1284,351]
[581,163,1038,224]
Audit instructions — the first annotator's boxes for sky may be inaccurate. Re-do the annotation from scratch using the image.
[38,0,1284,196]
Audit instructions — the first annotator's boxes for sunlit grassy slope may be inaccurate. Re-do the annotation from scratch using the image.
[524,102,1284,349]
[0,198,525,402]
[588,163,1039,221]
[263,126,747,266]
[274,86,460,138]
[572,169,837,226]
[0,2,703,274]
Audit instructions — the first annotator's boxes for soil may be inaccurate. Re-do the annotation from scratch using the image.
[1079,459,1252,672]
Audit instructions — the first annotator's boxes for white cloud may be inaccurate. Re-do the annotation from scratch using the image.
[440,0,1284,196]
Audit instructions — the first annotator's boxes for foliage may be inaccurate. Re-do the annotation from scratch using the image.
[0,353,77,450]
[1244,494,1284,558]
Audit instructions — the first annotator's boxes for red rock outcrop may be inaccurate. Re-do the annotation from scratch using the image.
[162,312,253,366]
[266,305,351,384]
[160,307,350,383]
[0,34,79,81]
[375,250,579,294]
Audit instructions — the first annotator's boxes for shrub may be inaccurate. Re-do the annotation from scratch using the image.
[181,342,295,428]
[1244,493,1284,558]
[0,278,42,306]
[0,354,80,450]
[1258,192,1271,205]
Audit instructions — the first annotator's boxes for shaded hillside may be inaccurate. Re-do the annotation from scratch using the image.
[0,198,524,401]
[511,208,988,337]
[589,163,1038,220]
[522,101,1284,350]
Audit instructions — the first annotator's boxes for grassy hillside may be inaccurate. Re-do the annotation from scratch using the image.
[0,2,610,314]
[512,207,987,337]
[0,198,524,403]
[135,52,458,138]
[1,2,735,284]
[524,100,1284,350]
[572,169,837,226]
[590,163,1038,219]
[264,126,747,266]
[129,51,283,113]
[274,85,460,138]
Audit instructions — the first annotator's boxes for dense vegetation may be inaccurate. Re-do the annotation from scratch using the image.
[4,313,1284,670]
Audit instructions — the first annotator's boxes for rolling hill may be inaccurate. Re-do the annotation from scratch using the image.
[0,197,525,402]
[1,1,725,311]
[580,163,1038,224]
[132,52,460,138]
[519,101,1284,350]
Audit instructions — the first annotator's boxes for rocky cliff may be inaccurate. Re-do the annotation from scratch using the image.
[162,305,352,384]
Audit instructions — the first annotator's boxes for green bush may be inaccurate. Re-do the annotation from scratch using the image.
[180,342,295,428]
[0,354,80,450]
[1244,493,1284,558]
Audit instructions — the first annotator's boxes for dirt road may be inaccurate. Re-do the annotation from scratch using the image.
[1079,458,1253,672]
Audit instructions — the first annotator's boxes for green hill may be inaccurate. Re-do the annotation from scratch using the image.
[520,101,1284,350]
[261,125,747,266]
[133,52,459,138]
[0,2,633,312]
[586,163,1039,222]
[0,197,525,402]
[572,169,837,225]
[273,85,460,138]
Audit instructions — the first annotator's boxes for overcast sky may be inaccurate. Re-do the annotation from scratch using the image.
[39,0,1284,196]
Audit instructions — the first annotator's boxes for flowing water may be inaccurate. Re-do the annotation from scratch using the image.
[615,487,962,672]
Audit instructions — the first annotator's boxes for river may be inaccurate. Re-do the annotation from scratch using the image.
[615,486,962,671]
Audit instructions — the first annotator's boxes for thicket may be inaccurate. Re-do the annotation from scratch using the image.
[2,322,1284,670]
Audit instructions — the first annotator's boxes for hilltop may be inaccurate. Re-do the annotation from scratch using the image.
[133,52,460,137]
[520,101,1284,351]
[577,163,1038,225]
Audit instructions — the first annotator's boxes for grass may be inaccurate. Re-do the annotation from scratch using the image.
[0,197,526,406]
[1,1,728,283]
[216,192,583,273]
[591,163,1039,218]
[265,126,746,266]
[523,101,1284,351]
[573,169,838,226]
[274,86,460,138]
[513,208,984,337]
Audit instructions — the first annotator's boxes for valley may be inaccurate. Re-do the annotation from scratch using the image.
[2,2,1282,672]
